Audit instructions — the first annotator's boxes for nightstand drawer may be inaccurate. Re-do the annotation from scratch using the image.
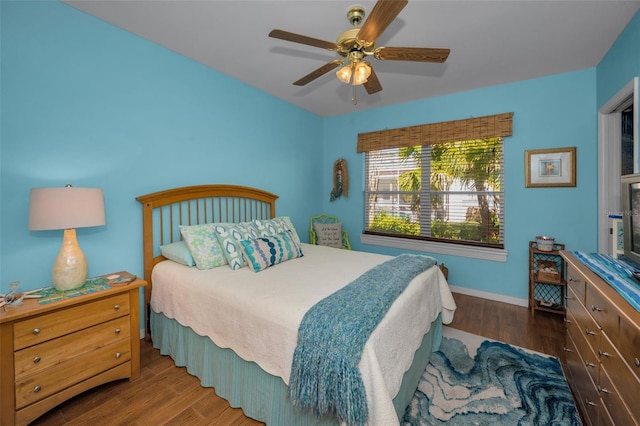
[14,316,130,380]
[15,337,131,409]
[13,293,130,350]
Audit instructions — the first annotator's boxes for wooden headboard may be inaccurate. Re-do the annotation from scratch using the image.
[136,184,278,335]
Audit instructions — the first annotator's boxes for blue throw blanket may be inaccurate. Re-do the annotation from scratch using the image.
[573,252,640,312]
[288,253,438,425]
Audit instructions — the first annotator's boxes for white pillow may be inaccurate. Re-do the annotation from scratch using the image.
[313,222,343,248]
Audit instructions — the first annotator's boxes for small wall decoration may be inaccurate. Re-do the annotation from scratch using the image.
[525,147,576,188]
[330,158,349,201]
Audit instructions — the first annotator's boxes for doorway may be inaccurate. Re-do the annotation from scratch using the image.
[598,77,639,254]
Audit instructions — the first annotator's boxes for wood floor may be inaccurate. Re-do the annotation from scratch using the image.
[30,292,565,426]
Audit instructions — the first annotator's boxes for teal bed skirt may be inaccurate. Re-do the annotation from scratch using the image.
[151,310,443,425]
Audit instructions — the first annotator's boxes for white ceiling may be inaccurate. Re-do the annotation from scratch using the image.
[64,0,640,117]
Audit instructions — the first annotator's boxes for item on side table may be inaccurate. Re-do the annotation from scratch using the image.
[28,186,106,291]
[536,236,555,251]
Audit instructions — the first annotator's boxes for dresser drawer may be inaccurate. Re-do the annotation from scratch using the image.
[619,314,640,383]
[567,264,586,305]
[567,293,601,358]
[13,294,130,350]
[599,332,640,421]
[599,366,637,426]
[567,310,600,386]
[585,283,618,343]
[15,337,131,409]
[14,316,130,380]
[565,332,600,426]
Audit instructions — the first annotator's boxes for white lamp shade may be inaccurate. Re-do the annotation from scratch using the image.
[29,187,106,230]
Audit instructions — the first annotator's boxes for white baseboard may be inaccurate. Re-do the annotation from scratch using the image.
[140,329,145,339]
[449,284,528,308]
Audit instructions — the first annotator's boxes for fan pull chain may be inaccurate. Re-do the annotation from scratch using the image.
[352,83,357,105]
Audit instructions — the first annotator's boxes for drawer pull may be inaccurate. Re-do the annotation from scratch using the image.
[590,305,602,312]
[585,399,597,407]
[32,328,40,335]
[598,350,611,358]
[564,318,572,324]
[115,328,121,334]
[566,295,575,301]
[597,385,611,394]
[563,347,573,353]
[585,329,596,336]
[33,385,41,393]
[33,356,41,364]
[585,361,597,368]
[115,352,122,359]
[114,304,120,311]
[635,357,639,368]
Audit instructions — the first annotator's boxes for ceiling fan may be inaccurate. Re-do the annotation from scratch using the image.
[268,0,450,101]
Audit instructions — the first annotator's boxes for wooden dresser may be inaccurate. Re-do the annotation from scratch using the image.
[561,252,640,425]
[0,279,146,426]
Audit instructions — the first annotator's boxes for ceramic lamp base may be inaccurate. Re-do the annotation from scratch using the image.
[52,229,88,291]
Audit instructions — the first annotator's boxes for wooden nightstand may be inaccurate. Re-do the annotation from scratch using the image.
[0,278,146,426]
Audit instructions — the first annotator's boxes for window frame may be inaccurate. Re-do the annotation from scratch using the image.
[357,113,513,262]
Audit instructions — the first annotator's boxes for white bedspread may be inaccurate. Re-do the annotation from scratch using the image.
[151,243,456,425]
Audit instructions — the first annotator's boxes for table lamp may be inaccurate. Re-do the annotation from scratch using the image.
[28,185,106,291]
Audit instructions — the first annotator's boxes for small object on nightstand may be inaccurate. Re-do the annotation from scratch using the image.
[107,271,137,285]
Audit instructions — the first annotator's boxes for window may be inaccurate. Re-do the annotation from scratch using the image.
[365,138,504,248]
[358,113,512,257]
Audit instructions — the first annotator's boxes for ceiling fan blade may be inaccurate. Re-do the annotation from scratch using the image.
[364,66,382,94]
[356,0,408,45]
[293,60,343,86]
[374,46,450,63]
[269,29,337,51]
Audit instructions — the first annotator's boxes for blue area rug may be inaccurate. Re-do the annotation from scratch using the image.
[402,327,581,425]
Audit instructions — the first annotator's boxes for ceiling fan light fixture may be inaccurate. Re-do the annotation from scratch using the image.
[269,0,449,101]
[336,64,353,84]
[353,61,371,85]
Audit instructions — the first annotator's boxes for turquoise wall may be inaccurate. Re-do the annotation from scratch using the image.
[322,69,598,299]
[597,10,640,108]
[1,2,638,304]
[0,1,323,291]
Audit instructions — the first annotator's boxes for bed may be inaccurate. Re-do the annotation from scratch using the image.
[136,184,456,425]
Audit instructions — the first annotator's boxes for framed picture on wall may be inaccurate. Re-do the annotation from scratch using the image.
[525,147,576,188]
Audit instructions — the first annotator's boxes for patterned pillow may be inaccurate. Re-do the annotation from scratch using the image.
[160,241,195,267]
[214,222,261,270]
[179,224,227,269]
[313,222,343,248]
[240,230,304,272]
[253,216,301,244]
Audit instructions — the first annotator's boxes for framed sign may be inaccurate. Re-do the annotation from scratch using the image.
[525,147,576,188]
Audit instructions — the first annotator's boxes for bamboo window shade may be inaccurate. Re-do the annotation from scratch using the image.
[356,112,513,153]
